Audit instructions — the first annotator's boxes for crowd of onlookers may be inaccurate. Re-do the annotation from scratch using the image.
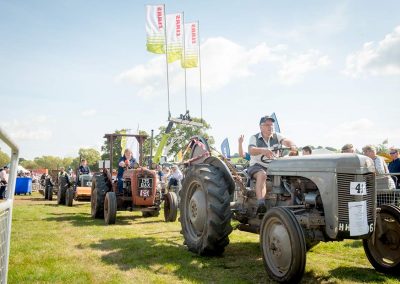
[155,164,183,192]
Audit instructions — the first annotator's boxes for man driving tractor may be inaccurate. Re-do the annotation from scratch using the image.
[247,115,297,214]
[117,149,137,194]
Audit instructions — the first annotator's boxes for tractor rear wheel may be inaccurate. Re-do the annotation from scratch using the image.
[260,207,306,283]
[104,192,117,225]
[363,204,400,275]
[57,176,68,205]
[180,164,232,256]
[91,174,107,219]
[164,191,178,222]
[65,188,74,207]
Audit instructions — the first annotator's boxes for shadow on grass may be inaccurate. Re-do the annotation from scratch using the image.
[45,212,133,226]
[89,236,337,283]
[329,266,393,282]
[89,237,269,283]
[343,240,363,248]
[44,203,87,207]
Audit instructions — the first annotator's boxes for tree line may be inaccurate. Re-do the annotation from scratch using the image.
[1,118,214,171]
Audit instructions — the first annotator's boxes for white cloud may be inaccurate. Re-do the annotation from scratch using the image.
[278,50,331,84]
[344,25,400,77]
[115,37,331,95]
[81,109,96,117]
[115,57,164,84]
[1,116,52,141]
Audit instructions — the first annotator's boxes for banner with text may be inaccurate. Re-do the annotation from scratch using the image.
[166,13,183,63]
[182,22,199,68]
[146,5,166,54]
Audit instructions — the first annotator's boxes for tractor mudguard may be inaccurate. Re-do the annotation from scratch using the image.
[203,156,235,195]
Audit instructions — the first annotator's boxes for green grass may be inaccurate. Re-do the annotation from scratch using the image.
[8,193,399,283]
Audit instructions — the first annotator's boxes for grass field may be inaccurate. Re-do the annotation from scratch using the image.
[8,193,399,283]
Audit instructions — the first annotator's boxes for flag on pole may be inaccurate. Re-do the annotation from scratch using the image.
[182,22,199,68]
[166,13,183,63]
[271,112,281,134]
[120,130,127,156]
[146,5,166,54]
[176,149,183,162]
[126,130,139,161]
[221,138,230,158]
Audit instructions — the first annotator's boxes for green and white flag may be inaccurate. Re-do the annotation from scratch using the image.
[166,13,183,63]
[182,22,199,68]
[146,5,165,54]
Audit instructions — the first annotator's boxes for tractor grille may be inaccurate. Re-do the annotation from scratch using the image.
[337,173,375,237]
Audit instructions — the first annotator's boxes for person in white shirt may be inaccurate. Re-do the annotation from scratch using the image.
[0,166,9,199]
[362,144,395,189]
[168,165,183,189]
[247,115,297,215]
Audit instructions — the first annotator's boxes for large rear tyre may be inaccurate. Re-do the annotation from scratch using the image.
[164,191,178,222]
[91,174,107,219]
[363,204,400,275]
[57,176,68,205]
[260,207,306,283]
[65,188,74,207]
[104,192,117,225]
[180,164,232,256]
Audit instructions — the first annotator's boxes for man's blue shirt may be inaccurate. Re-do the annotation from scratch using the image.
[117,156,137,178]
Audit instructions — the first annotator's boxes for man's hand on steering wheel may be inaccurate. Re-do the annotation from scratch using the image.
[263,148,276,159]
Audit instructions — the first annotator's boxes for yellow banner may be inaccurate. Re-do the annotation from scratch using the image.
[146,5,166,54]
[182,22,199,68]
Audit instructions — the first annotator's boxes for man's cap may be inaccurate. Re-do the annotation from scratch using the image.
[259,115,275,125]
[341,144,353,151]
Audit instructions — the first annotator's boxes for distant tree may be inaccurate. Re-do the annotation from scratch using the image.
[0,150,10,167]
[34,156,64,170]
[71,148,101,171]
[325,146,338,152]
[20,160,39,169]
[62,157,74,170]
[153,117,214,161]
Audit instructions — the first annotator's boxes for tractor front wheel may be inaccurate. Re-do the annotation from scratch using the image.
[260,207,306,283]
[363,204,400,275]
[164,191,178,222]
[104,192,117,225]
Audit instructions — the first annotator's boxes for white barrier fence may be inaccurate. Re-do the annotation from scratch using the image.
[0,128,19,284]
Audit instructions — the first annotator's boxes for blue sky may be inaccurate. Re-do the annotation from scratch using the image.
[1,0,399,159]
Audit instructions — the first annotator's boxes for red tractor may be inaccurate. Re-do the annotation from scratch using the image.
[90,133,178,224]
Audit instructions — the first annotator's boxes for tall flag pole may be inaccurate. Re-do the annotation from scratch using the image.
[182,13,188,113]
[145,4,171,118]
[182,21,201,121]
[197,21,203,123]
[166,12,184,116]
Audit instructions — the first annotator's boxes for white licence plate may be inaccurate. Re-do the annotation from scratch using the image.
[140,189,150,197]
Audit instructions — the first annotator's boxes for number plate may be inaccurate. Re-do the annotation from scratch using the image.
[139,189,150,197]
[138,178,153,189]
[350,182,367,195]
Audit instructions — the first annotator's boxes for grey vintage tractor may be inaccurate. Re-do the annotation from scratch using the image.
[179,136,400,283]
